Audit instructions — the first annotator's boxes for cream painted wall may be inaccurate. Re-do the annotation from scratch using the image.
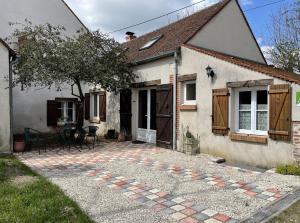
[131,57,175,140]
[0,44,11,152]
[178,46,300,168]
[188,0,266,64]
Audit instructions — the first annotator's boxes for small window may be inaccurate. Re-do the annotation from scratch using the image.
[183,81,196,105]
[57,101,75,122]
[236,88,268,135]
[139,35,162,50]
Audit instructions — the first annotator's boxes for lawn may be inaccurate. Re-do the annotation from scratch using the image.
[0,155,94,223]
[268,200,300,223]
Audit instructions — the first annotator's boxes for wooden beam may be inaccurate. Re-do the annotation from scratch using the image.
[177,73,197,82]
[227,79,273,88]
[230,133,268,144]
[131,79,161,88]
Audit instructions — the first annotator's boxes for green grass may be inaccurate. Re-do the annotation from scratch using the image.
[268,200,300,223]
[276,164,300,176]
[0,155,94,223]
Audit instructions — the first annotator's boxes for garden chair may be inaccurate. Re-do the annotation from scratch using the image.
[74,127,90,150]
[58,125,74,151]
[84,126,99,149]
[24,128,47,154]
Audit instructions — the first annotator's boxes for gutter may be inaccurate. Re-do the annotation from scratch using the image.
[132,51,175,66]
[9,55,17,154]
[173,48,180,150]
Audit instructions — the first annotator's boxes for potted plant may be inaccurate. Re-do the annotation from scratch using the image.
[14,134,25,153]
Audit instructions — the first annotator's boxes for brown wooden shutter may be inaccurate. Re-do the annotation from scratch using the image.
[99,91,106,122]
[268,84,291,141]
[47,100,59,126]
[212,88,229,135]
[84,93,90,120]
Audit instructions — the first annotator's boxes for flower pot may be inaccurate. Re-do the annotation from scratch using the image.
[14,141,26,153]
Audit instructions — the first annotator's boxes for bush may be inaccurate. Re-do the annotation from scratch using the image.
[276,164,300,176]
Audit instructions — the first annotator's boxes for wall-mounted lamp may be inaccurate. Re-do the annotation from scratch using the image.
[206,66,215,79]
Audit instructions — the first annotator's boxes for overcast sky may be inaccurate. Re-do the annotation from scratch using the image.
[64,0,293,58]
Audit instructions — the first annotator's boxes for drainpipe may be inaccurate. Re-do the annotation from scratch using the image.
[9,56,17,154]
[173,49,179,151]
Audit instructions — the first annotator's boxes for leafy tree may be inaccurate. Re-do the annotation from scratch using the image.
[8,22,135,126]
[268,1,300,73]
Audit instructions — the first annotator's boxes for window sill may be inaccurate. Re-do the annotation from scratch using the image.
[230,133,268,144]
[179,105,197,111]
[89,118,100,124]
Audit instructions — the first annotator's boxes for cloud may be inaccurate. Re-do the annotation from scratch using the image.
[260,45,274,64]
[239,0,253,6]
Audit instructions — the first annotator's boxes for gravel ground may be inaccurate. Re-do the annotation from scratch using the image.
[17,143,300,222]
[39,169,173,223]
[99,160,268,220]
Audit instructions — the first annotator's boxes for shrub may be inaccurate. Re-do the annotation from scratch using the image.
[276,164,300,176]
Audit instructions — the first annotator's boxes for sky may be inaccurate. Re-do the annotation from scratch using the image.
[64,0,295,58]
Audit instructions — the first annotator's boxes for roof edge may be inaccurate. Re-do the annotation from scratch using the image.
[60,0,89,32]
[184,0,232,43]
[182,43,300,85]
[132,51,175,66]
[0,39,16,56]
[233,0,267,64]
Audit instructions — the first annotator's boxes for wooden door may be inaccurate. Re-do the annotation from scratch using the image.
[120,90,132,139]
[156,84,173,148]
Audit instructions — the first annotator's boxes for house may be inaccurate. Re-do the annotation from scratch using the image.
[0,39,16,153]
[0,0,119,139]
[119,0,300,167]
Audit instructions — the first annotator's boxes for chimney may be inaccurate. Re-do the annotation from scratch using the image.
[126,31,136,41]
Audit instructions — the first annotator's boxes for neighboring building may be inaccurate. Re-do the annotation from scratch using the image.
[119,0,300,167]
[0,0,119,136]
[0,39,16,153]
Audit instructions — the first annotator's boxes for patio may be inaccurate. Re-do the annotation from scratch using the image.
[16,142,300,223]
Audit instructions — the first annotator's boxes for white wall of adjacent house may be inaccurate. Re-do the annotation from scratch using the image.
[0,43,11,153]
[178,46,300,168]
[188,0,266,64]
[0,0,119,135]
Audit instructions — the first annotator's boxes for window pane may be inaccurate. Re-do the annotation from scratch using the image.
[67,102,73,121]
[257,90,268,131]
[239,91,251,130]
[57,102,63,120]
[186,83,196,101]
[239,91,251,110]
[94,95,98,117]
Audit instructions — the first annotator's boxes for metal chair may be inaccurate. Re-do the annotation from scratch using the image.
[85,126,99,149]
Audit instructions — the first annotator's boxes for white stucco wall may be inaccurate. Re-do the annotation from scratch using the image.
[131,57,175,140]
[188,0,266,64]
[178,46,300,168]
[0,0,85,40]
[0,44,11,152]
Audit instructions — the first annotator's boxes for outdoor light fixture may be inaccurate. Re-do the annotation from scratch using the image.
[206,65,215,79]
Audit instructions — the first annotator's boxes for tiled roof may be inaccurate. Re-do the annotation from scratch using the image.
[123,0,231,63]
[183,44,300,85]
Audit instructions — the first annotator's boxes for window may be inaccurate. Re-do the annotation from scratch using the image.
[236,88,268,135]
[139,35,162,50]
[57,101,75,122]
[91,93,99,119]
[183,81,196,105]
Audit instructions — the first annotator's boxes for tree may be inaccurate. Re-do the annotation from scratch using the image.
[268,1,300,73]
[9,22,135,126]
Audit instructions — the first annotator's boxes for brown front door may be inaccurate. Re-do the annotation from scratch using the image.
[120,90,132,139]
[156,84,173,149]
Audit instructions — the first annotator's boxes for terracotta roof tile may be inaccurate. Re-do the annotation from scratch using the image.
[183,44,300,85]
[123,0,231,63]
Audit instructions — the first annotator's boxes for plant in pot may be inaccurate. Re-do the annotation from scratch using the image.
[14,134,25,153]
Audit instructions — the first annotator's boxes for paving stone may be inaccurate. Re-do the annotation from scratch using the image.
[180,217,199,223]
[213,214,230,222]
[202,209,218,217]
[191,204,209,212]
[162,208,176,215]
[171,212,187,221]
[181,208,197,216]
[172,197,186,204]
[171,204,186,211]
[193,213,210,221]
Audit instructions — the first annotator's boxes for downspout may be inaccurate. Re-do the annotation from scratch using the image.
[9,56,17,154]
[173,49,179,151]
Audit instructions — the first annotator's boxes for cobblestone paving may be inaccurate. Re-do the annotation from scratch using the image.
[16,142,295,222]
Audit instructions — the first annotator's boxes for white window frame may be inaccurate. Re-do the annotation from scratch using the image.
[183,81,196,105]
[90,93,100,120]
[235,87,268,136]
[57,101,76,123]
